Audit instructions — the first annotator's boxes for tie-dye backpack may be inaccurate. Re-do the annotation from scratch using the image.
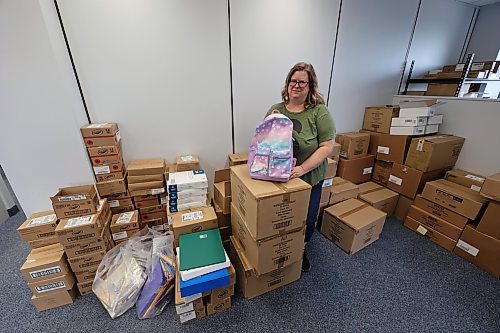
[248,113,294,182]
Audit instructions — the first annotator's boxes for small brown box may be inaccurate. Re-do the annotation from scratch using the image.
[363,105,399,133]
[28,273,76,296]
[31,286,77,312]
[228,152,248,166]
[127,159,165,176]
[329,177,359,205]
[51,185,99,219]
[110,210,140,233]
[404,135,465,172]
[17,211,58,243]
[407,205,463,240]
[80,123,120,147]
[394,195,414,221]
[337,155,375,184]
[475,201,500,240]
[77,281,94,296]
[404,216,457,252]
[335,132,370,159]
[480,172,500,201]
[372,160,393,186]
[20,244,70,283]
[357,182,399,215]
[324,158,338,179]
[413,195,468,229]
[445,169,485,192]
[96,178,127,197]
[176,155,200,172]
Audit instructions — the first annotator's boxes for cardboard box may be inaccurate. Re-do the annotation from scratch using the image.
[391,116,427,127]
[127,174,164,184]
[228,152,248,166]
[214,169,231,215]
[134,195,160,208]
[139,204,163,215]
[214,202,231,228]
[107,197,133,209]
[321,199,386,255]
[425,124,439,134]
[127,159,165,176]
[17,211,58,242]
[206,284,234,305]
[387,163,450,199]
[445,169,485,192]
[28,236,60,249]
[171,206,218,239]
[372,160,393,186]
[206,297,231,316]
[20,244,70,283]
[363,105,400,133]
[87,144,120,158]
[329,177,359,205]
[476,201,500,240]
[231,203,304,275]
[337,155,375,185]
[74,267,98,283]
[77,281,93,296]
[110,210,140,233]
[63,231,110,258]
[230,164,311,241]
[357,182,399,215]
[330,142,341,161]
[394,195,414,221]
[398,99,437,117]
[389,126,425,136]
[421,179,487,220]
[413,195,468,229]
[90,151,123,167]
[51,185,99,219]
[28,273,76,296]
[68,250,106,272]
[426,83,459,96]
[96,178,127,197]
[140,211,166,222]
[112,229,140,242]
[31,287,77,312]
[405,135,465,172]
[230,236,301,300]
[335,132,370,159]
[320,179,333,206]
[175,155,200,172]
[405,91,426,96]
[480,173,500,201]
[407,205,463,240]
[404,216,457,251]
[95,168,126,182]
[128,180,164,192]
[360,130,383,156]
[427,115,443,126]
[375,134,412,164]
[454,225,500,278]
[55,213,103,246]
[80,123,120,147]
[324,158,338,179]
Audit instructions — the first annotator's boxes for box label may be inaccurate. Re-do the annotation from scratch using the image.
[465,175,484,182]
[176,302,194,315]
[151,224,166,231]
[86,123,109,128]
[388,175,402,186]
[112,231,128,240]
[93,165,111,174]
[455,64,464,71]
[160,197,167,204]
[58,195,87,202]
[470,185,481,192]
[180,155,194,162]
[363,167,373,175]
[181,211,204,222]
[179,310,196,323]
[65,215,94,228]
[416,139,425,152]
[108,200,119,207]
[456,240,479,256]
[29,265,62,279]
[115,130,121,142]
[116,212,134,224]
[35,281,66,293]
[151,188,165,195]
[377,146,390,154]
[323,178,333,187]
[27,214,57,227]
[416,225,428,235]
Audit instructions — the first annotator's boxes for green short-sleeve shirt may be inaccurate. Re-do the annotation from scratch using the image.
[266,102,335,186]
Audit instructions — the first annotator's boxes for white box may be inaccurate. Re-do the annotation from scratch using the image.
[169,195,207,206]
[399,107,435,117]
[390,126,425,135]
[425,124,439,134]
[427,115,443,125]
[168,188,208,199]
[167,170,208,192]
[391,117,427,127]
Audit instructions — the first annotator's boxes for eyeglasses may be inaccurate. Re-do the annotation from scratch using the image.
[289,80,309,88]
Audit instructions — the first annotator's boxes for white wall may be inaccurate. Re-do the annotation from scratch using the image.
[466,2,500,61]
[393,95,500,176]
[0,0,94,217]
[328,0,420,134]
[231,0,340,152]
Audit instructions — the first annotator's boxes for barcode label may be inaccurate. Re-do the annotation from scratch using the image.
[470,185,481,192]
[65,215,94,228]
[93,165,111,174]
[323,178,333,187]
[181,211,203,222]
[465,175,484,182]
[115,130,121,142]
[108,200,119,207]
[160,197,167,204]
[388,175,402,186]
[112,231,128,240]
[181,155,194,162]
[274,221,291,229]
[116,212,134,224]
[268,278,283,287]
[176,302,194,315]
[35,281,66,293]
[58,195,86,202]
[151,188,165,195]
[377,146,390,154]
[417,225,428,235]
[273,256,289,265]
[27,214,56,226]
[86,123,108,128]
[456,240,479,256]
[29,266,62,279]
[179,311,196,323]
[363,167,373,175]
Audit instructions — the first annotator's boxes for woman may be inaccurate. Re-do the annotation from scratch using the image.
[266,62,335,272]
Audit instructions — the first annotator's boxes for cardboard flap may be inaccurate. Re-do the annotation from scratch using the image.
[358,181,383,195]
[399,99,439,108]
[327,198,386,231]
[229,236,253,278]
[214,169,231,183]
[431,179,487,202]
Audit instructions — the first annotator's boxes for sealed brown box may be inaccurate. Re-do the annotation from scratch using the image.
[28,272,76,296]
[51,185,99,219]
[214,169,231,215]
[127,174,164,184]
[171,206,218,239]
[407,205,463,240]
[321,199,387,255]
[112,228,140,242]
[80,123,120,147]
[228,152,248,166]
[110,211,140,233]
[360,130,382,156]
[77,281,94,296]
[95,166,126,182]
[107,196,133,209]
[55,213,103,245]
[357,182,399,215]
[140,211,166,222]
[324,158,338,179]
[230,164,311,241]
[363,105,399,133]
[134,195,160,208]
[376,134,412,164]
[96,178,127,197]
[394,195,414,221]
[63,230,110,258]
[87,144,120,158]
[174,270,205,321]
[127,159,165,176]
[214,202,231,228]
[74,268,97,283]
[230,236,301,300]
[454,225,500,278]
[110,205,135,215]
[176,155,200,172]
[128,181,164,192]
[68,250,106,272]
[372,160,393,186]
[130,187,166,197]
[404,216,456,251]
[476,201,500,240]
[426,83,459,96]
[20,244,69,283]
[28,236,60,249]
[31,286,77,312]
[320,180,333,207]
[90,151,123,167]
[17,211,58,242]
[231,203,304,275]
[330,142,341,161]
[413,195,468,229]
[480,172,500,201]
[139,204,163,215]
[337,155,375,184]
[445,169,485,192]
[329,177,359,205]
[421,179,487,220]
[335,132,370,159]
[387,163,450,199]
[405,135,465,172]
[206,297,231,316]
[207,284,234,305]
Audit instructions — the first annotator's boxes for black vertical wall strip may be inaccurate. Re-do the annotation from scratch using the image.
[460,7,479,63]
[227,0,235,154]
[326,0,342,107]
[53,0,91,124]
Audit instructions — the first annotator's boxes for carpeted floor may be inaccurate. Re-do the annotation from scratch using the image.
[1,212,499,333]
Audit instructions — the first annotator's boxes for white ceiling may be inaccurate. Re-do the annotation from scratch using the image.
[457,0,500,6]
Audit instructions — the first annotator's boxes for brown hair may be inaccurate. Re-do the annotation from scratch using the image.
[281,62,325,108]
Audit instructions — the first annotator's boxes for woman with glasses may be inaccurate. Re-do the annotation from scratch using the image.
[266,62,335,272]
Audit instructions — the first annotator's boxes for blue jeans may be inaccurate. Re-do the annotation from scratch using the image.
[305,180,323,243]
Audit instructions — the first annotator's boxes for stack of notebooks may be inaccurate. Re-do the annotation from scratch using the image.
[167,170,209,213]
[177,229,231,297]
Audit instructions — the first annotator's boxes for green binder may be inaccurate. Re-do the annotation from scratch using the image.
[179,229,226,271]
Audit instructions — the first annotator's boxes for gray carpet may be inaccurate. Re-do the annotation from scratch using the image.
[1,212,499,333]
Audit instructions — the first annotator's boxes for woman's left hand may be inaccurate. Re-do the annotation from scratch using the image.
[290,165,306,179]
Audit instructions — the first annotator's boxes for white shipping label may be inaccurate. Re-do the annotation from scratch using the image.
[58,195,86,202]
[65,215,94,228]
[339,151,347,158]
[152,225,165,231]
[417,225,428,235]
[115,130,121,142]
[27,214,57,227]
[456,240,479,256]
[150,188,165,195]
[35,281,66,293]
[168,215,173,225]
[323,178,333,187]
[160,197,167,204]
[180,155,194,162]
[108,200,119,208]
[93,165,111,174]
[176,302,194,315]
[116,212,134,224]
[388,175,403,186]
[112,231,128,240]
[181,211,204,222]
[179,311,197,323]
[416,139,425,152]
[465,174,485,182]
[377,146,390,155]
[29,265,62,279]
[471,63,484,71]
[455,64,465,71]
[184,293,202,303]
[86,123,108,128]
[470,185,481,192]
[363,167,373,175]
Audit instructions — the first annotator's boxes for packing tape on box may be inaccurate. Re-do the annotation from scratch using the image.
[275,183,292,202]
[338,203,370,219]
[416,139,425,152]
[360,187,385,196]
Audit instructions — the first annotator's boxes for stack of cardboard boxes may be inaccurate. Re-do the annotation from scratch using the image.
[167,170,209,214]
[109,210,141,244]
[213,168,232,250]
[388,100,442,135]
[229,164,311,299]
[335,132,374,184]
[17,211,59,249]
